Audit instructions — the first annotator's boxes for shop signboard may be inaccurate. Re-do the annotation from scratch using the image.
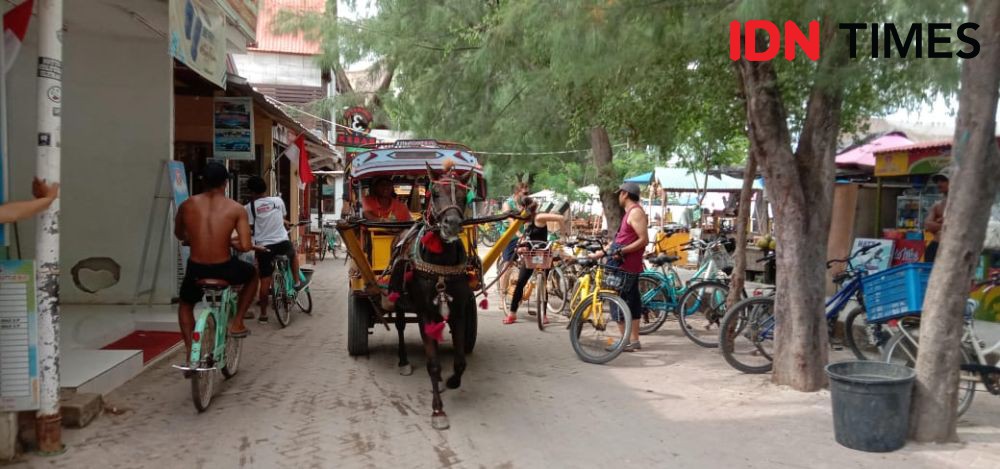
[169,0,227,88]
[213,97,255,160]
[0,260,39,411]
[891,239,925,266]
[874,149,950,177]
[851,238,895,275]
[217,0,260,41]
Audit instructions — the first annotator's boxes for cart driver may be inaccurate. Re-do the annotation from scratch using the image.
[363,177,412,222]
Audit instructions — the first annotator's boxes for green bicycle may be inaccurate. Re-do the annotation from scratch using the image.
[175,279,244,412]
[270,252,313,327]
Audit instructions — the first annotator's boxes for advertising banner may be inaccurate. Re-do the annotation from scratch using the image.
[169,0,227,88]
[0,260,39,411]
[213,97,254,160]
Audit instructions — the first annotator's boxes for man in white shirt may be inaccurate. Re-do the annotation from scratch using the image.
[245,176,303,323]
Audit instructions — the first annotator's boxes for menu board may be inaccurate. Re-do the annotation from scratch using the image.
[0,260,38,411]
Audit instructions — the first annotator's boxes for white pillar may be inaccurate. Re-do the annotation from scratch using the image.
[34,0,63,453]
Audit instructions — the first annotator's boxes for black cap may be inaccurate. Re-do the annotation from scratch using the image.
[930,167,951,183]
[619,182,642,197]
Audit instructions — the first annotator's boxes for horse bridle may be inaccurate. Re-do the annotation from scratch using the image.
[425,176,469,224]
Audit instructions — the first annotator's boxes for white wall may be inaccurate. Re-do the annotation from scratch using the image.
[232,51,322,87]
[8,0,174,303]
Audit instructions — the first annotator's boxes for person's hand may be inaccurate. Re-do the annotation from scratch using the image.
[32,178,59,200]
[253,245,270,253]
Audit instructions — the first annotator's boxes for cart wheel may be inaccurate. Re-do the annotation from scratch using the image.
[348,294,371,356]
[465,300,478,354]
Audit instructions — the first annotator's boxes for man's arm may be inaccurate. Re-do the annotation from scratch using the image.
[234,208,253,252]
[0,178,60,224]
[621,209,649,255]
[174,201,187,241]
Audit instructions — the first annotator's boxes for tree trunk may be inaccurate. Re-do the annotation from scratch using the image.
[909,0,1000,443]
[727,152,757,308]
[591,126,623,235]
[736,22,845,392]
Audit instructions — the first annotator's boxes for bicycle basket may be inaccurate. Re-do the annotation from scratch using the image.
[522,250,553,270]
[599,264,637,293]
[861,262,932,323]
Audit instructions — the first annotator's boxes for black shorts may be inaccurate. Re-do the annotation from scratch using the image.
[925,241,939,263]
[611,276,643,323]
[255,240,295,277]
[180,258,255,304]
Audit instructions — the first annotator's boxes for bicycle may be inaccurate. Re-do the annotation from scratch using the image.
[566,258,635,364]
[266,222,314,327]
[499,240,554,329]
[882,273,1000,417]
[319,221,341,260]
[718,244,881,373]
[637,245,724,336]
[173,279,244,412]
[478,220,505,247]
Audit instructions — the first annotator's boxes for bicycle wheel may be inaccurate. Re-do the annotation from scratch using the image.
[319,234,327,261]
[637,275,671,335]
[719,296,775,374]
[546,267,568,316]
[536,271,547,331]
[190,313,217,412]
[272,270,293,327]
[677,280,731,348]
[480,225,498,247]
[568,292,632,364]
[883,330,976,416]
[843,307,890,361]
[296,288,314,315]
[221,333,243,379]
[499,264,516,314]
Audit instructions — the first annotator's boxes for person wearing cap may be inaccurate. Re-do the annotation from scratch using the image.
[363,177,411,222]
[924,168,950,262]
[174,162,259,357]
[590,182,648,351]
[502,196,565,325]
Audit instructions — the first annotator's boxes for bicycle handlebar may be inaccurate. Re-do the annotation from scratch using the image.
[825,243,879,269]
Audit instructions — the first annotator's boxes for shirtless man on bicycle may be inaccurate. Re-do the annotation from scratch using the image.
[174,163,258,355]
[244,176,303,323]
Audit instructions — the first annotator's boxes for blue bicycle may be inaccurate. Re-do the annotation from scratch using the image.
[638,238,728,334]
[718,244,881,373]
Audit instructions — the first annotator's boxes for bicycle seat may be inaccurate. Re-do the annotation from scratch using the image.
[576,257,596,268]
[197,279,230,290]
[832,271,852,285]
[584,243,604,253]
[647,254,679,267]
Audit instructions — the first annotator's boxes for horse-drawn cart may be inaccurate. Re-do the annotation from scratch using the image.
[336,140,522,357]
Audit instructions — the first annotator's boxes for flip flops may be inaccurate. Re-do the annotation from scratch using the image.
[229,328,251,338]
[502,314,517,325]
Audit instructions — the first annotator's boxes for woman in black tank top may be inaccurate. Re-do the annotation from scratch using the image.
[504,198,565,325]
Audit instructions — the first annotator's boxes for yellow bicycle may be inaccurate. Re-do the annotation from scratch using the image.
[566,258,635,364]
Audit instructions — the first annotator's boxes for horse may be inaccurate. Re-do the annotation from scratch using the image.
[393,162,474,430]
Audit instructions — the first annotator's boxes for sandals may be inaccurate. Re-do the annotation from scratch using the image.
[502,314,517,325]
[257,315,269,324]
[229,328,251,338]
[623,341,642,352]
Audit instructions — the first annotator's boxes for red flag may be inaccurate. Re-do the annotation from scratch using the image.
[4,0,33,74]
[295,134,315,185]
[284,134,315,187]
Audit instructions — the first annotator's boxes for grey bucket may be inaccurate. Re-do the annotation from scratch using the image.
[825,361,916,452]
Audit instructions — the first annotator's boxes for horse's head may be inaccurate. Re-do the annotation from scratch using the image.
[425,162,471,242]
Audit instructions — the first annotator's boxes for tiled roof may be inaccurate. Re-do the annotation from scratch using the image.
[252,0,324,55]
[873,136,1000,155]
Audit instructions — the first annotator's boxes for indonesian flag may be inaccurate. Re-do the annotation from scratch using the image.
[4,0,33,74]
[284,134,315,189]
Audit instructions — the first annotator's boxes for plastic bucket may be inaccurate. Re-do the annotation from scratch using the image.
[825,361,916,452]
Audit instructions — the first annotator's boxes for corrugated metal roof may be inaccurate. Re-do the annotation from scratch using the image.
[251,0,324,55]
[873,136,1000,155]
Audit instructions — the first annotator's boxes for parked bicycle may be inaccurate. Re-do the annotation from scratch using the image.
[173,279,244,412]
[565,256,635,364]
[672,237,740,347]
[882,273,1000,417]
[718,244,880,373]
[478,220,505,247]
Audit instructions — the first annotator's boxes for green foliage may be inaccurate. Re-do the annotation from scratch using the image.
[274,0,964,195]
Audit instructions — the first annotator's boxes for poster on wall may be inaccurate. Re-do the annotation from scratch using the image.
[0,260,39,411]
[213,97,254,160]
[851,238,895,275]
[167,161,191,282]
[169,0,227,88]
